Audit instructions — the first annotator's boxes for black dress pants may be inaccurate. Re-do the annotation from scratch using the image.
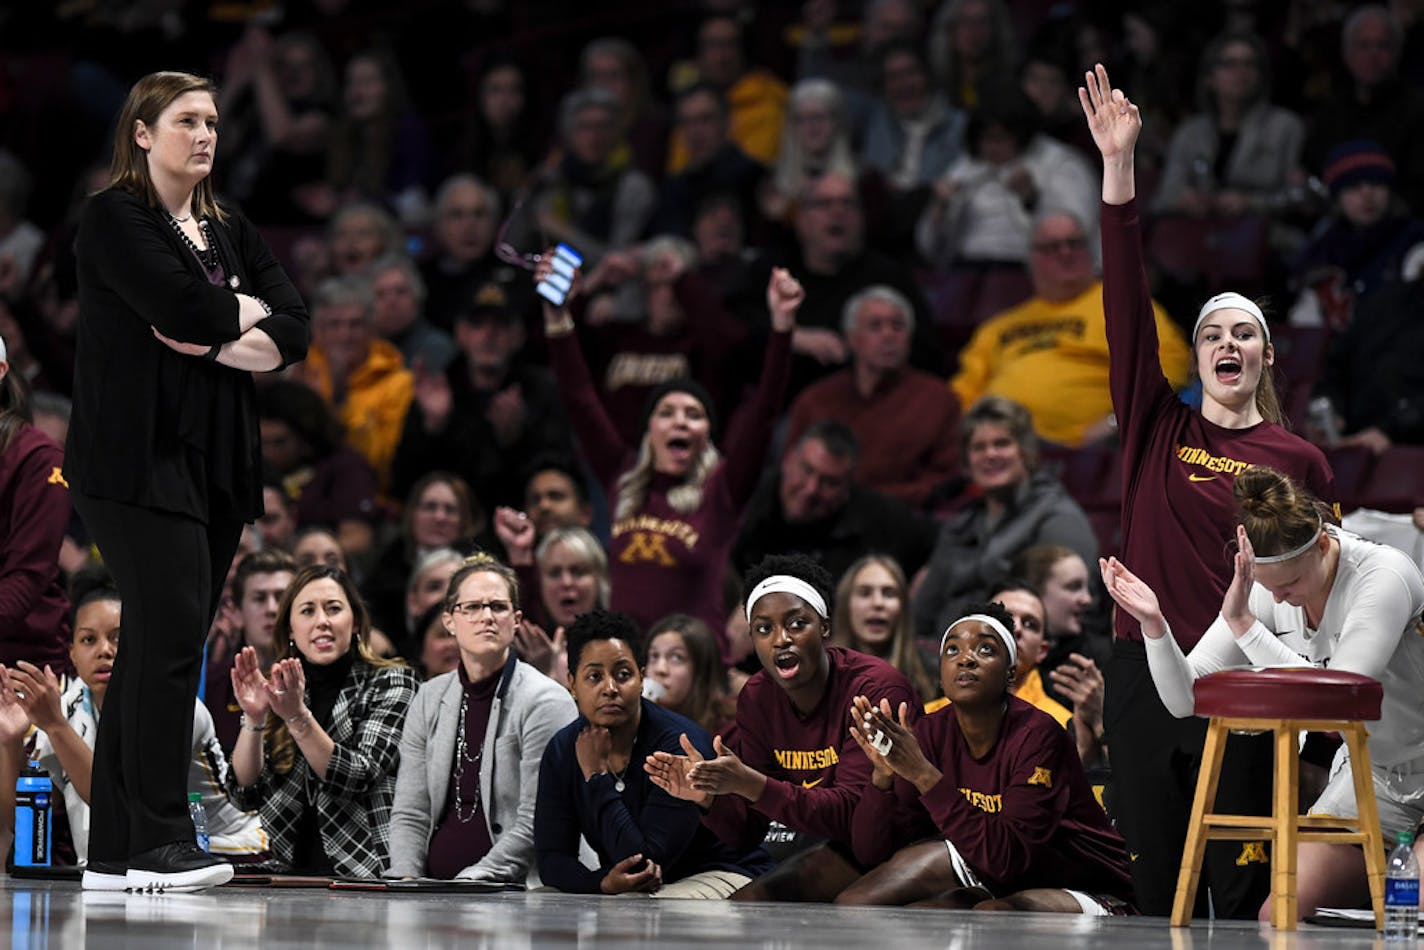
[72,492,244,863]
[1105,639,1273,918]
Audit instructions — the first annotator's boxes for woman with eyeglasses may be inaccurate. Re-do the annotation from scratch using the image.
[228,566,416,877]
[387,555,575,883]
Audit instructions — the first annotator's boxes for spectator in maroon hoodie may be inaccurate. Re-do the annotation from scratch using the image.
[0,334,71,672]
[543,259,801,658]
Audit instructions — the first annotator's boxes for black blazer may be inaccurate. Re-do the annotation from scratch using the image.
[68,188,309,522]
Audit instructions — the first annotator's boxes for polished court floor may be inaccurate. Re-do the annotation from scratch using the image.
[0,877,1399,949]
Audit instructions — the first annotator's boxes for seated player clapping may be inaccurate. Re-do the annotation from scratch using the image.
[836,603,1134,914]
[645,554,919,901]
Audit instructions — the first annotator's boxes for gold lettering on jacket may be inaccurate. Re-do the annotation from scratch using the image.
[612,516,700,551]
[958,788,1003,813]
[1175,445,1252,476]
[773,746,840,771]
[606,353,691,391]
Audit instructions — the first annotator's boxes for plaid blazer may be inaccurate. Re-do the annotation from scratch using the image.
[228,661,418,877]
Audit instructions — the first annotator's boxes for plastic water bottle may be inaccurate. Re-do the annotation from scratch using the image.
[188,792,210,853]
[1385,830,1420,940]
[14,762,52,867]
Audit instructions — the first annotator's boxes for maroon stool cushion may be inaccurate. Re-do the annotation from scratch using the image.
[1193,668,1382,721]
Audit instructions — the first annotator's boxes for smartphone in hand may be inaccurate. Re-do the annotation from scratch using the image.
[536,244,583,306]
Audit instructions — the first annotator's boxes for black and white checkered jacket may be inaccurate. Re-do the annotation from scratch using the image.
[228,661,418,877]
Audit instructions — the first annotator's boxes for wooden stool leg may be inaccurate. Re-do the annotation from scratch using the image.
[1173,719,1229,926]
[1270,725,1299,929]
[1343,725,1387,931]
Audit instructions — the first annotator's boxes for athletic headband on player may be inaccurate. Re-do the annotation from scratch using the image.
[745,575,829,622]
[941,613,1017,668]
[1251,520,1324,564]
[1193,292,1270,344]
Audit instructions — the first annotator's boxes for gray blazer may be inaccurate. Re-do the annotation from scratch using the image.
[385,654,576,882]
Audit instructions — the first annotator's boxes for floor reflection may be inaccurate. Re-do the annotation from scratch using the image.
[0,880,1389,949]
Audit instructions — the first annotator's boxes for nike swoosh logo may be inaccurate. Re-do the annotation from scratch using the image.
[1129,852,1139,862]
[800,777,824,789]
[1188,473,1217,482]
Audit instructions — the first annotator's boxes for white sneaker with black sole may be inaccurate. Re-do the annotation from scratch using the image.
[125,842,234,893]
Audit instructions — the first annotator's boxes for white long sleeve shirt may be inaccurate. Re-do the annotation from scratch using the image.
[1143,528,1424,767]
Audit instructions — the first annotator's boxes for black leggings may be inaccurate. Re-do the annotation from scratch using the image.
[1104,639,1273,919]
[73,492,244,863]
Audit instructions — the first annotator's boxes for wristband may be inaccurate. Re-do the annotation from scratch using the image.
[240,714,265,733]
[544,313,575,337]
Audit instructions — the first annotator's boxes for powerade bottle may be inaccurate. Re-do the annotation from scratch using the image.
[1385,830,1420,941]
[188,792,210,853]
[14,762,52,867]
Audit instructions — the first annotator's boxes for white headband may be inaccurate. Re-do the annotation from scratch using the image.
[1193,292,1270,344]
[745,575,829,622]
[940,613,1017,668]
[0,334,7,363]
[1251,522,1324,565]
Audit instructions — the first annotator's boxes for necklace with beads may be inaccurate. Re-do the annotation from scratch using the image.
[167,214,220,270]
[451,697,485,823]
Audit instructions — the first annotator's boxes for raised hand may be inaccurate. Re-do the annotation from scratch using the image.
[600,853,662,895]
[1078,63,1141,160]
[1099,557,1167,640]
[0,667,33,743]
[858,698,938,792]
[644,732,710,806]
[514,619,566,679]
[766,267,805,332]
[230,646,273,720]
[411,357,454,433]
[1221,524,1259,636]
[848,695,895,790]
[493,506,535,565]
[7,663,65,732]
[535,246,582,323]
[1049,654,1104,716]
[266,657,308,722]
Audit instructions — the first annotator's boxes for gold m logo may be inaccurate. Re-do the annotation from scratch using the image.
[1235,841,1268,865]
[619,532,676,566]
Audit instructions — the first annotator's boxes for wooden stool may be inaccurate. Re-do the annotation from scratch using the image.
[1171,668,1386,930]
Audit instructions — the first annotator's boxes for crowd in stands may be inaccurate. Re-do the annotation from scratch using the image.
[1,0,1424,918]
